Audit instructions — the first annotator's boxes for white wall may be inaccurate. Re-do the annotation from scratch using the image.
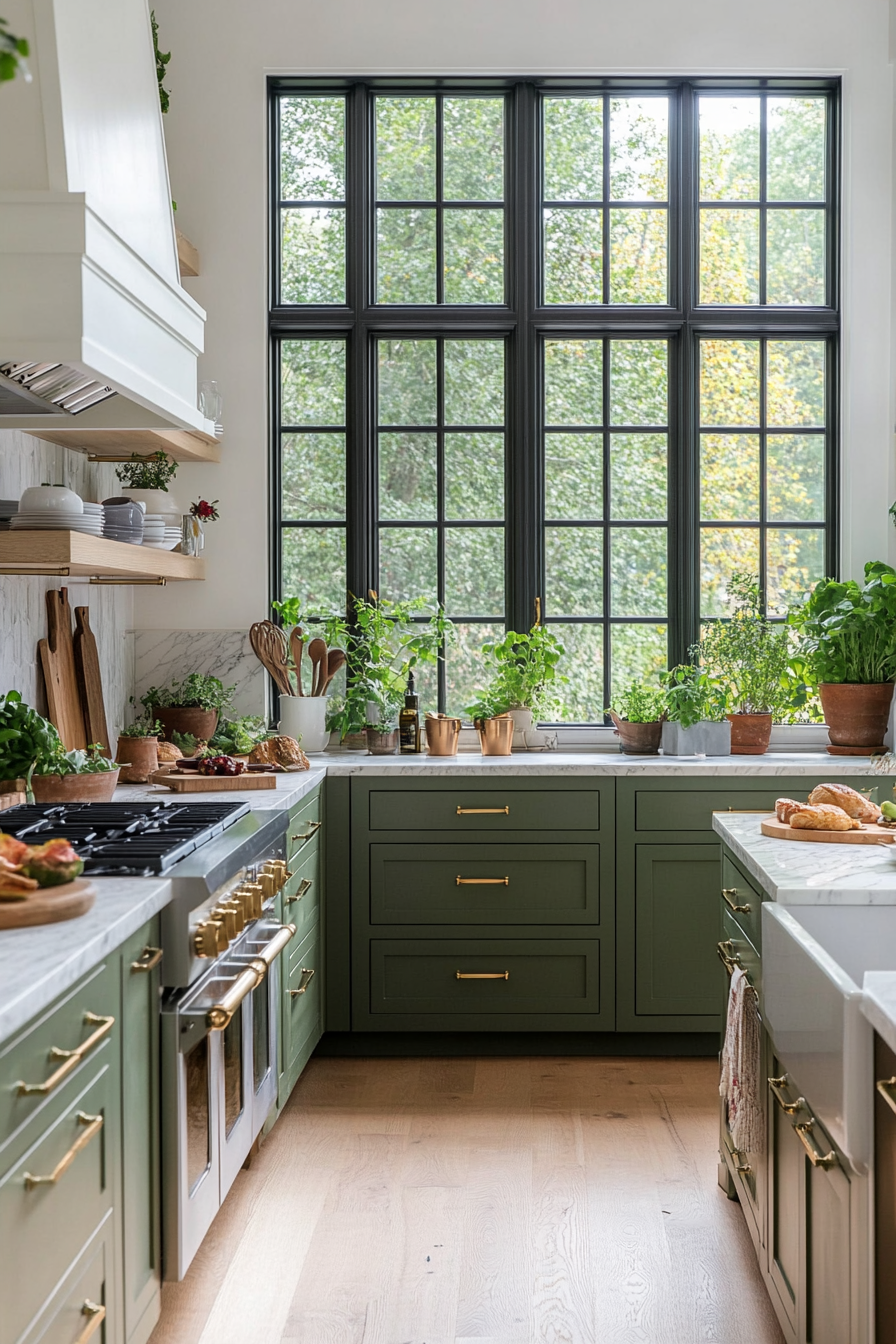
[140,0,896,639]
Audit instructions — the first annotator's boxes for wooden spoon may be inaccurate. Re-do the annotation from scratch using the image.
[250,622,294,696]
[321,647,346,695]
[306,637,327,697]
[289,627,305,696]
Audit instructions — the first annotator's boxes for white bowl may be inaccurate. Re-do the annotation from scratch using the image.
[19,484,83,514]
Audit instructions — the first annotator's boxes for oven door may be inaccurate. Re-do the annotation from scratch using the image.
[162,1011,221,1281]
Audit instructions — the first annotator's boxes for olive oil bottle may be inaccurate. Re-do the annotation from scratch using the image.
[399,670,421,753]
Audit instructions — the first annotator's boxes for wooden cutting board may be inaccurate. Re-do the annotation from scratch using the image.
[73,606,111,756]
[0,878,96,928]
[38,588,87,750]
[149,770,277,792]
[760,817,896,845]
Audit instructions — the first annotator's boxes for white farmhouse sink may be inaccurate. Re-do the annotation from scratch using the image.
[761,904,896,1173]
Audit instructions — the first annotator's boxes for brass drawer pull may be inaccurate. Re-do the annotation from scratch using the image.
[291,821,321,843]
[768,1075,805,1115]
[456,971,509,980]
[131,946,163,973]
[794,1118,839,1169]
[717,939,741,972]
[722,887,752,914]
[17,1012,116,1097]
[24,1112,103,1190]
[456,876,509,886]
[877,1076,896,1116]
[286,878,313,905]
[76,1300,106,1344]
[289,967,315,997]
[731,1147,752,1175]
[456,806,509,815]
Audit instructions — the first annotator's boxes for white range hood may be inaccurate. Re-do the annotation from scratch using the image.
[0,0,214,440]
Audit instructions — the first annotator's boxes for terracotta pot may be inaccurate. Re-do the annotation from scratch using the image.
[475,714,514,756]
[31,770,120,803]
[608,711,664,755]
[152,706,218,745]
[819,683,896,753]
[116,736,159,783]
[366,728,399,755]
[727,712,773,756]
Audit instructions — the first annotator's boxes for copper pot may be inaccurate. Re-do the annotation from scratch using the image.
[726,712,773,756]
[475,714,514,756]
[819,683,896,753]
[425,715,462,756]
[116,736,159,783]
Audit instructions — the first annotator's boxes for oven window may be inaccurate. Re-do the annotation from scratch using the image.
[223,1013,243,1137]
[185,1035,211,1193]
[253,981,270,1094]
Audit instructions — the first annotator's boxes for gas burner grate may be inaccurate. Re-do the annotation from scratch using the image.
[0,801,249,874]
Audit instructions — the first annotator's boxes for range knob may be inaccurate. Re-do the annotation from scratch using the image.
[221,897,246,935]
[273,859,292,887]
[240,882,264,921]
[194,918,227,958]
[258,870,276,900]
[212,903,239,941]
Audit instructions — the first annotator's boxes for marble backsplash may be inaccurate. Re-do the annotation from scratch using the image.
[133,629,266,721]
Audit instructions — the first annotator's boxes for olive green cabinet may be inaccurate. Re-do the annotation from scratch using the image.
[277,784,325,1110]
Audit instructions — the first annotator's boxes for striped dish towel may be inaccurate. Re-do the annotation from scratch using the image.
[719,966,764,1154]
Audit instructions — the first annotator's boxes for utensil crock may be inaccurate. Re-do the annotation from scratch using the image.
[278,695,329,753]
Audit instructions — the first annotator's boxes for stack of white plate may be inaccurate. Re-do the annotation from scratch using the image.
[10,499,105,535]
[142,516,183,551]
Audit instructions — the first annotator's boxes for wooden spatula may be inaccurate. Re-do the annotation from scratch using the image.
[250,622,294,696]
[320,648,346,695]
[306,638,327,697]
[289,627,305,695]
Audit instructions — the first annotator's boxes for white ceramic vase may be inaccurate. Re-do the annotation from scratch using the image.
[278,696,329,753]
[124,488,181,525]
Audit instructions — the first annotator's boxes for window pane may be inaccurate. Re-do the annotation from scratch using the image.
[699,209,760,304]
[609,210,667,303]
[545,340,602,426]
[767,435,825,521]
[546,527,602,616]
[447,623,504,717]
[610,341,667,426]
[543,97,603,201]
[443,210,504,303]
[444,341,504,426]
[281,340,345,426]
[282,527,345,609]
[378,340,437,426]
[281,209,345,304]
[280,96,344,200]
[544,209,602,304]
[376,208,436,303]
[700,434,760,521]
[545,435,602,520]
[443,98,504,201]
[611,434,666,520]
[445,433,504,520]
[445,528,504,616]
[378,433,437,520]
[282,433,345,519]
[550,625,604,721]
[768,97,826,202]
[611,527,667,616]
[610,98,668,200]
[699,97,760,200]
[700,528,761,616]
[376,97,436,200]
[767,341,825,426]
[610,625,667,700]
[767,529,825,616]
[700,340,760,427]
[378,527,437,603]
[767,210,825,305]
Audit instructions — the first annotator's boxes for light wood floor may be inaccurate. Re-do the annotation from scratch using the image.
[149,1055,784,1344]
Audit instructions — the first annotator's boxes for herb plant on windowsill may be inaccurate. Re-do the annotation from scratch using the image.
[465,627,567,738]
[660,664,731,757]
[606,681,667,756]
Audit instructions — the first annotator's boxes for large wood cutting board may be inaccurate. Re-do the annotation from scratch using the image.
[760,817,896,845]
[38,588,87,750]
[0,878,96,929]
[73,606,110,755]
[149,770,277,792]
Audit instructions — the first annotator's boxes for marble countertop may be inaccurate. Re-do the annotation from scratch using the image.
[861,973,896,1057]
[713,812,896,903]
[114,764,327,810]
[321,750,886,777]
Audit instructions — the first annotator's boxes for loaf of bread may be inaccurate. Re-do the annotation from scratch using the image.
[789,804,861,832]
[156,741,183,763]
[248,736,309,770]
[776,798,803,823]
[807,783,880,823]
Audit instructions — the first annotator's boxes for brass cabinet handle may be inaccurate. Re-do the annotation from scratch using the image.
[17,1012,115,1097]
[717,939,741,972]
[877,1076,896,1116]
[291,821,321,843]
[24,1112,103,1190]
[131,946,163,973]
[456,806,509,815]
[456,971,509,980]
[289,967,315,997]
[722,887,752,914]
[794,1118,839,1169]
[207,959,266,1030]
[286,878,313,905]
[76,1301,106,1344]
[456,876,509,886]
[734,1159,752,1174]
[768,1075,805,1115]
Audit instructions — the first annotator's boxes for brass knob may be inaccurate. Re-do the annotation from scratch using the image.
[213,903,240,940]
[270,859,290,890]
[194,919,227,958]
[241,882,264,920]
[259,871,276,900]
[224,898,246,934]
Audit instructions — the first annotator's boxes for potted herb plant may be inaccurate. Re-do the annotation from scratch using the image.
[32,745,121,803]
[141,673,236,744]
[789,561,896,754]
[0,691,65,796]
[114,450,180,521]
[607,681,667,755]
[661,664,731,756]
[465,627,567,752]
[116,717,162,782]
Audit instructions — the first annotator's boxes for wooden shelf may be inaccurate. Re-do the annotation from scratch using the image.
[27,427,221,464]
[177,229,200,278]
[0,532,205,582]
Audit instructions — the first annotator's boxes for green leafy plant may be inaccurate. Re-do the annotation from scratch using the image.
[141,673,236,715]
[115,451,178,493]
[209,716,276,755]
[119,717,161,739]
[608,680,666,724]
[171,730,199,755]
[151,10,170,114]
[465,627,567,722]
[788,562,896,685]
[0,17,30,83]
[33,746,119,776]
[0,691,61,791]
[698,572,803,716]
[661,665,728,728]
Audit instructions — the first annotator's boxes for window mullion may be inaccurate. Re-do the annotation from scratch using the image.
[347,84,374,604]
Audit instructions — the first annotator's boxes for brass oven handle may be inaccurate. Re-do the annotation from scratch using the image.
[456,806,509,815]
[291,821,321,843]
[877,1076,896,1116]
[24,1112,103,1189]
[289,968,315,997]
[286,878,313,905]
[76,1300,106,1344]
[131,946,163,973]
[794,1119,839,1169]
[17,1012,116,1096]
[732,1148,752,1174]
[254,922,296,968]
[456,876,509,886]
[456,971,509,980]
[768,1075,805,1115]
[722,887,752,914]
[207,958,267,1030]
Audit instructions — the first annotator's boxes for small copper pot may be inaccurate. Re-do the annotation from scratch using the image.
[475,714,514,756]
[425,715,461,756]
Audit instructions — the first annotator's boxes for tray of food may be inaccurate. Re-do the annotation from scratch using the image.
[760,783,896,844]
[0,833,95,927]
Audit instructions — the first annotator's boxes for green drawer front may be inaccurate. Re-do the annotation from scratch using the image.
[0,1063,116,1344]
[284,923,322,1071]
[721,908,761,998]
[19,1220,112,1344]
[721,852,763,949]
[0,958,118,1159]
[368,789,599,833]
[370,939,601,1015]
[287,789,323,863]
[636,790,784,831]
[282,843,321,942]
[369,844,600,925]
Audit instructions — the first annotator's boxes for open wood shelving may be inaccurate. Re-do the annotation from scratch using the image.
[27,426,221,464]
[0,531,205,582]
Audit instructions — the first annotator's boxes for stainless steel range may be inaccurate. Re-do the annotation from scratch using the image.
[2,799,297,1280]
